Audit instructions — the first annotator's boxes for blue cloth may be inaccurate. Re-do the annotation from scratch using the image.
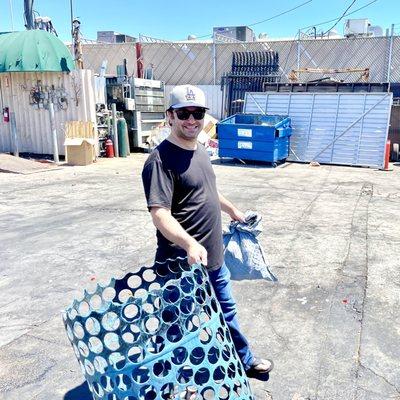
[208,263,254,370]
[223,211,277,281]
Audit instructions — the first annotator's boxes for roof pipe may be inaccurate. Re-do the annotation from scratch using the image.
[24,0,34,30]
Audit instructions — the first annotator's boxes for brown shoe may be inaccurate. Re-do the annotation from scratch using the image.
[246,358,274,379]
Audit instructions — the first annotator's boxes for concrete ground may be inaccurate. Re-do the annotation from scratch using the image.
[0,154,59,174]
[0,155,399,400]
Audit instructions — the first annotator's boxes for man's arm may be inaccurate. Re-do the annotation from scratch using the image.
[218,192,246,222]
[150,206,208,266]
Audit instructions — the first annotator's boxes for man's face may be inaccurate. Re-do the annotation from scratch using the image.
[168,107,205,141]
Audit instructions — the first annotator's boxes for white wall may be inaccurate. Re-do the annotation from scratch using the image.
[0,69,96,156]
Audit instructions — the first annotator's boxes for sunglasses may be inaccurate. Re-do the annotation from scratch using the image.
[174,108,206,120]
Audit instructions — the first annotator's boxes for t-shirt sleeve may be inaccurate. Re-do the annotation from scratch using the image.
[142,159,174,210]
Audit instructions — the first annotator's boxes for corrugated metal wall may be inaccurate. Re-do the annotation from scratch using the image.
[0,70,96,155]
[165,85,223,119]
[244,92,392,168]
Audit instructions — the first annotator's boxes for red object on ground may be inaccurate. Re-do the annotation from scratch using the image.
[383,139,391,170]
[105,139,115,158]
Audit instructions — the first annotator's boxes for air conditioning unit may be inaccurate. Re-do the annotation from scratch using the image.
[344,19,371,37]
[213,26,255,42]
[368,25,383,37]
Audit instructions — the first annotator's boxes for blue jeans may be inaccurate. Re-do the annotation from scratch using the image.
[207,263,254,370]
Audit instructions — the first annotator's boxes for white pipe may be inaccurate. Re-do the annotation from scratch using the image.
[10,112,19,157]
[49,102,59,163]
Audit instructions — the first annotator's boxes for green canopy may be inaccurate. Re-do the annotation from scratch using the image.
[0,30,74,73]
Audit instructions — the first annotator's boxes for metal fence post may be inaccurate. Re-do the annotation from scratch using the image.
[212,34,217,85]
[296,30,301,69]
[296,30,301,81]
[386,24,395,83]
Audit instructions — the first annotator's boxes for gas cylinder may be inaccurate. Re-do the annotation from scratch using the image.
[105,138,114,158]
[117,117,130,157]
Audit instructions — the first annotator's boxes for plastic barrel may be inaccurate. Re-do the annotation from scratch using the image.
[117,117,129,157]
[62,258,254,400]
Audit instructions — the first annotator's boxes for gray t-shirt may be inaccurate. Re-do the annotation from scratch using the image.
[142,139,223,271]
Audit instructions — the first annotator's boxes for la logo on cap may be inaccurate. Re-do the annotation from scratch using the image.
[185,87,196,101]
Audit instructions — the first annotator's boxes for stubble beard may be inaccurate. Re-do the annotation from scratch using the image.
[175,125,201,142]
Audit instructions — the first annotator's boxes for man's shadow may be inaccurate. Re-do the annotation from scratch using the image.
[64,381,91,400]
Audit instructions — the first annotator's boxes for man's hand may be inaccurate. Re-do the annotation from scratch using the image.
[229,208,246,223]
[219,192,246,223]
[151,207,208,266]
[186,240,208,266]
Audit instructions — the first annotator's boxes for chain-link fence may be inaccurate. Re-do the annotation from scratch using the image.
[142,36,398,85]
[79,36,399,85]
[140,42,214,85]
[389,36,400,82]
[77,42,137,77]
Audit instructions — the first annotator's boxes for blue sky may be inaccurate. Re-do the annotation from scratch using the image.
[0,0,398,41]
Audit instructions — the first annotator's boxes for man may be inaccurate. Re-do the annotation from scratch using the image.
[141,84,273,379]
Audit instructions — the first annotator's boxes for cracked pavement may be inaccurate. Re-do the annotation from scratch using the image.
[0,156,399,400]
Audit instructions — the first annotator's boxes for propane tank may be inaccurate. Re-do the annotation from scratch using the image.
[105,138,114,158]
[117,116,130,157]
[3,107,9,123]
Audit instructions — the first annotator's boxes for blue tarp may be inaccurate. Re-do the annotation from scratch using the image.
[223,211,277,281]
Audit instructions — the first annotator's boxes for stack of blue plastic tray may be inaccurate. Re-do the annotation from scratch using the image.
[217,114,292,165]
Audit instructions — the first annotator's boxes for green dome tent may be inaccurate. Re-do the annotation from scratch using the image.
[0,30,74,73]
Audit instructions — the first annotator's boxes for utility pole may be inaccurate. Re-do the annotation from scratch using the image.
[69,0,83,69]
[23,0,34,29]
[72,18,84,69]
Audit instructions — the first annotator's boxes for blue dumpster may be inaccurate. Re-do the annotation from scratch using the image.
[63,258,254,400]
[217,114,292,164]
